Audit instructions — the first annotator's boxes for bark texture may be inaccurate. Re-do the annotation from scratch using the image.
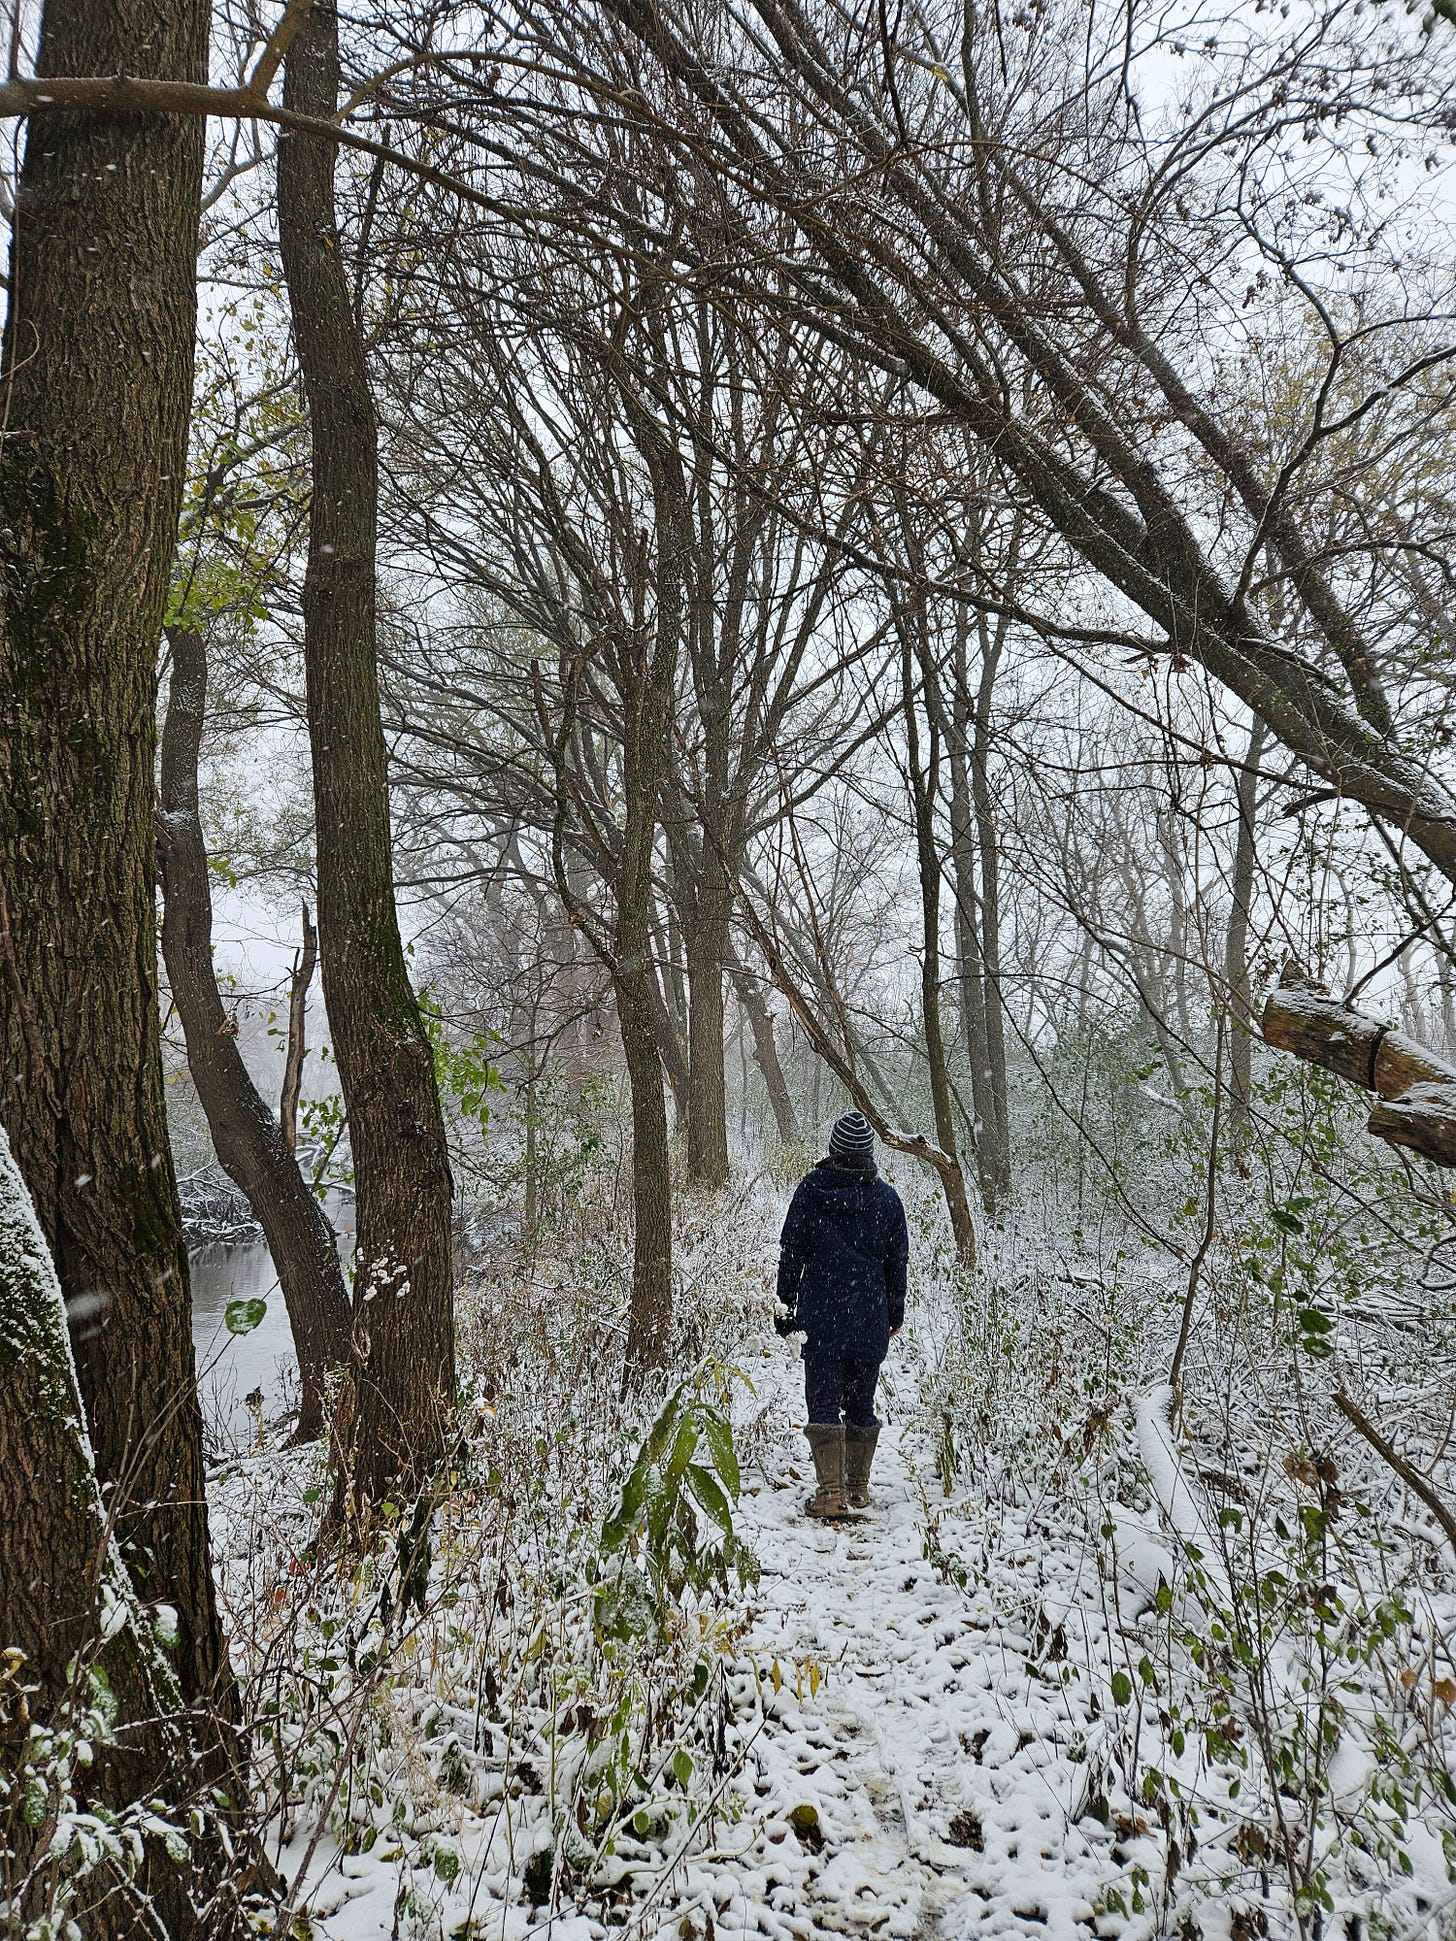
[1262,970,1456,1168]
[0,1132,227,1937]
[277,2,457,1508]
[0,0,229,1724]
[733,969,800,1147]
[157,627,352,1444]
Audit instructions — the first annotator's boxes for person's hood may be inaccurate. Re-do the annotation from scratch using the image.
[810,1158,878,1187]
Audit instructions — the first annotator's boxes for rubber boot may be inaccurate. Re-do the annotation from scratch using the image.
[844,1423,881,1509]
[804,1423,854,1519]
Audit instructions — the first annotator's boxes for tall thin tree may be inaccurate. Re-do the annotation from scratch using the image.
[277,0,457,1508]
[158,625,352,1443]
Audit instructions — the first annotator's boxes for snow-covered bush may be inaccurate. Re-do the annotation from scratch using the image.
[908,1096,1456,1941]
[215,1203,783,1936]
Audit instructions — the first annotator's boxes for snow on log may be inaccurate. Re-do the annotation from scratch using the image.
[1366,1083,1456,1168]
[1261,980,1456,1099]
[1261,969,1456,1168]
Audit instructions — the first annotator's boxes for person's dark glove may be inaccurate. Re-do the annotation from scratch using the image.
[772,1305,798,1339]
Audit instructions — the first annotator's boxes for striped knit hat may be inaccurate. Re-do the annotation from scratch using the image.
[828,1111,876,1168]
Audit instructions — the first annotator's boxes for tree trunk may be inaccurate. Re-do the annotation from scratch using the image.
[684,863,732,1188]
[1263,970,1456,1168]
[946,612,999,1210]
[1261,977,1456,1099]
[901,611,977,1268]
[644,940,690,1116]
[619,967,674,1371]
[615,679,676,1372]
[969,615,1011,1200]
[280,901,318,1155]
[277,3,456,1510]
[523,1065,541,1233]
[940,580,1011,1212]
[1226,720,1265,1136]
[0,0,230,1732]
[157,627,352,1445]
[0,1131,237,1937]
[733,968,800,1147]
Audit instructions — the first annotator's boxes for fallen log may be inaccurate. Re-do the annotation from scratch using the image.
[1261,968,1456,1168]
[1261,978,1456,1098]
[1367,1083,1456,1165]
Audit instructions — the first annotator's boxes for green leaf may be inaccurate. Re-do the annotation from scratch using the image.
[646,1486,672,1559]
[602,1460,652,1549]
[685,1463,734,1538]
[665,1414,699,1483]
[671,1746,693,1787]
[1297,1307,1333,1334]
[702,1412,740,1497]
[225,1298,267,1335]
[1110,1670,1133,1706]
[643,1384,688,1468]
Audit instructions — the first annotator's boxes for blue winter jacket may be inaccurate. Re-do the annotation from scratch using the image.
[775,1162,910,1360]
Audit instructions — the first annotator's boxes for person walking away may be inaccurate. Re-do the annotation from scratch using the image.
[774,1112,909,1518]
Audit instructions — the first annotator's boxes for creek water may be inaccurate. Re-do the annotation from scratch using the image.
[189,1200,354,1449]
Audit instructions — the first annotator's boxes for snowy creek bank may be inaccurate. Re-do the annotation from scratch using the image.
[190,1196,355,1447]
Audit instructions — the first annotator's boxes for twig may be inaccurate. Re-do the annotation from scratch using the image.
[1334,1388,1456,1567]
[1169,1011,1224,1392]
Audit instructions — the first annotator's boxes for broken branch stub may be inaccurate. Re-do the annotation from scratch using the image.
[1261,977,1456,1168]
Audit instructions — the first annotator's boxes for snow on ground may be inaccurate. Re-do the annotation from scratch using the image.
[703,1417,1110,1941]
[207,1209,1456,1941]
[266,1356,1131,1941]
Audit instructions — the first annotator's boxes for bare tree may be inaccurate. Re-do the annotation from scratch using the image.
[478,0,1456,887]
[278,0,457,1505]
[158,625,351,1444]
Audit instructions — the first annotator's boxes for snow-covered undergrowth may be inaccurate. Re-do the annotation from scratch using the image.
[209,1173,1456,1941]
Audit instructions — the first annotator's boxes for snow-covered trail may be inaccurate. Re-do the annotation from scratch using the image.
[283,1373,1122,1941]
[701,1419,1113,1941]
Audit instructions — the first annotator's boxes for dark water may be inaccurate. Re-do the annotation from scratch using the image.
[189,1201,354,1448]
